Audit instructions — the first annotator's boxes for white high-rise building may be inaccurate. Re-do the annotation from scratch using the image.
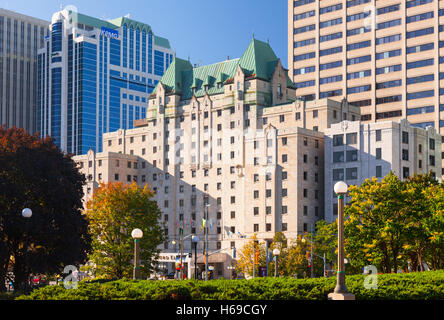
[324,119,442,222]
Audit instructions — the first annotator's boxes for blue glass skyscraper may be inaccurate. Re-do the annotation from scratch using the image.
[37,10,174,154]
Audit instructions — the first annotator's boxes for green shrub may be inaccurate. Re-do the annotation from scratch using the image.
[15,270,444,300]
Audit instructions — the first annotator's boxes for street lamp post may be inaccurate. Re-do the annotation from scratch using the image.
[273,248,280,277]
[131,228,143,280]
[204,202,210,281]
[328,181,355,300]
[172,240,179,280]
[192,235,199,280]
[22,208,32,291]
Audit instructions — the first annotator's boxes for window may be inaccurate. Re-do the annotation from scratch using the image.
[266,189,272,198]
[403,167,410,179]
[333,152,344,163]
[280,115,285,123]
[346,133,357,145]
[429,155,435,166]
[320,17,342,29]
[294,38,316,49]
[231,196,236,204]
[376,148,382,159]
[402,132,409,144]
[282,154,288,163]
[282,189,288,197]
[320,32,342,43]
[294,24,315,34]
[320,2,342,14]
[376,34,401,45]
[333,135,344,146]
[333,169,344,181]
[346,168,358,180]
[254,207,259,216]
[304,206,308,216]
[347,40,371,51]
[347,150,358,162]
[254,224,259,232]
[429,138,435,150]
[376,166,382,178]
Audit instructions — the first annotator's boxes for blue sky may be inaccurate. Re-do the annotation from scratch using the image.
[1,0,288,67]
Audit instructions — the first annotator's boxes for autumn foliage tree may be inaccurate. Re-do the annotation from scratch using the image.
[0,126,90,292]
[85,182,165,279]
[234,234,267,278]
[344,172,444,273]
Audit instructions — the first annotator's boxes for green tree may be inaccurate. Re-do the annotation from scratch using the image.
[314,220,337,275]
[280,235,311,278]
[344,172,407,273]
[344,172,443,273]
[85,182,165,279]
[421,181,444,270]
[268,232,288,277]
[0,126,90,292]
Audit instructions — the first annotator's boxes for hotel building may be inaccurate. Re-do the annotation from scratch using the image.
[324,119,442,222]
[288,0,444,176]
[37,9,174,155]
[74,38,361,278]
[0,8,49,134]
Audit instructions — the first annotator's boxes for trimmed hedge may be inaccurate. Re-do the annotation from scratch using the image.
[16,270,444,300]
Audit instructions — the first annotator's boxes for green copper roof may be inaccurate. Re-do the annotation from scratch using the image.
[69,11,118,30]
[108,17,152,33]
[66,12,173,48]
[153,38,294,100]
[154,36,171,49]
[154,57,193,94]
[238,39,278,79]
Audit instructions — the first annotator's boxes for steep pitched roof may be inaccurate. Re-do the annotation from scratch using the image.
[238,39,278,80]
[152,38,295,100]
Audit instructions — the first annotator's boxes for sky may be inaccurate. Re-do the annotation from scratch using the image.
[0,0,289,68]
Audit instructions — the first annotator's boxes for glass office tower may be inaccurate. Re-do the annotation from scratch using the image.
[37,10,174,154]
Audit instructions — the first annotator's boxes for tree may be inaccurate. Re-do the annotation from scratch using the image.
[343,172,443,273]
[85,182,165,279]
[0,126,90,292]
[314,220,337,274]
[280,235,311,278]
[234,234,266,278]
[344,173,409,273]
[419,180,444,270]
